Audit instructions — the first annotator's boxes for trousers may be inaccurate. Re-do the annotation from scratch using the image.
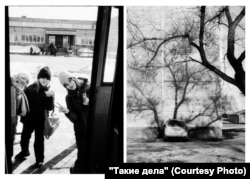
[20,119,45,162]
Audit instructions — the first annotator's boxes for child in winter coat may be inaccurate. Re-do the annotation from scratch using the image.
[15,67,54,168]
[58,71,90,173]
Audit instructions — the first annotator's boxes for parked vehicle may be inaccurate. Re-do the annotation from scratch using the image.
[9,45,41,54]
[77,48,93,58]
[164,119,188,141]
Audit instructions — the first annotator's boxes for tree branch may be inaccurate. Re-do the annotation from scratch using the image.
[186,101,214,123]
[145,34,189,67]
[204,7,225,25]
[198,6,208,63]
[189,7,238,89]
[238,51,245,63]
[225,6,232,24]
[127,37,164,49]
[233,7,245,27]
[188,57,203,65]
[226,7,245,70]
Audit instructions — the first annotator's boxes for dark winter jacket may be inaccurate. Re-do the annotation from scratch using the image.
[65,78,90,127]
[22,81,54,124]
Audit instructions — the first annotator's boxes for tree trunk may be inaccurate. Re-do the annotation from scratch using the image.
[173,106,178,120]
[152,108,164,138]
[234,65,245,95]
[157,126,164,139]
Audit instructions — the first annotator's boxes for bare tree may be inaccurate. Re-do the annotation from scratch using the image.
[127,6,245,95]
[127,7,240,139]
[188,6,245,95]
[163,55,208,120]
[127,77,165,138]
[128,28,213,124]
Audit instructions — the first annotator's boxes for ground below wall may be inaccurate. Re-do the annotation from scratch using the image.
[127,127,245,163]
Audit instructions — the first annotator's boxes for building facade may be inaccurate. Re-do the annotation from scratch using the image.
[9,16,96,53]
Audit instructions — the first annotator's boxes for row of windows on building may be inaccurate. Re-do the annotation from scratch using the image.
[77,37,95,46]
[81,38,94,45]
[11,34,45,44]
[11,34,95,46]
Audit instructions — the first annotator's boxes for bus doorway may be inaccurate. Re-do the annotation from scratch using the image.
[6,6,123,174]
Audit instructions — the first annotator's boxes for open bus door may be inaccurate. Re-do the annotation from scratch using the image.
[86,6,123,173]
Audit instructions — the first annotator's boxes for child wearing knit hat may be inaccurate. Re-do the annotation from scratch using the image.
[37,66,54,98]
[15,66,55,168]
[37,66,51,81]
[58,71,89,105]
[57,71,90,173]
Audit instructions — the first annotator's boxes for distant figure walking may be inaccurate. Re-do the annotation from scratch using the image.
[54,45,57,57]
[49,43,57,56]
[30,47,33,55]
[41,47,45,55]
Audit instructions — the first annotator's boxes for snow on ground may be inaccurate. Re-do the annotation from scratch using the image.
[10,54,115,172]
[11,54,115,132]
[127,127,245,163]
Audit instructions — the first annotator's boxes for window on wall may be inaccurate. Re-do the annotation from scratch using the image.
[78,37,95,45]
[14,34,45,43]
[49,36,55,44]
[14,35,18,42]
[103,7,118,82]
[81,38,85,45]
[85,38,89,44]
[91,37,95,45]
[29,35,32,42]
[33,35,36,42]
[41,36,44,43]
[21,35,25,42]
[37,36,40,43]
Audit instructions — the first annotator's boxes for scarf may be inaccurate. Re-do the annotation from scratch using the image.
[11,82,30,117]
[17,91,30,116]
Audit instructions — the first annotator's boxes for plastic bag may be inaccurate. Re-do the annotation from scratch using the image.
[44,111,60,139]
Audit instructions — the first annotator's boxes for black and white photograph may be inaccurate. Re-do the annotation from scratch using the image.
[5,6,123,174]
[127,6,245,163]
[1,1,249,178]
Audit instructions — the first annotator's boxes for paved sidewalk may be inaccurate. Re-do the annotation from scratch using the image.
[12,113,77,174]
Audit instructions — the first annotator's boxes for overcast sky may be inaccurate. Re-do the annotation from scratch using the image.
[9,6,99,21]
